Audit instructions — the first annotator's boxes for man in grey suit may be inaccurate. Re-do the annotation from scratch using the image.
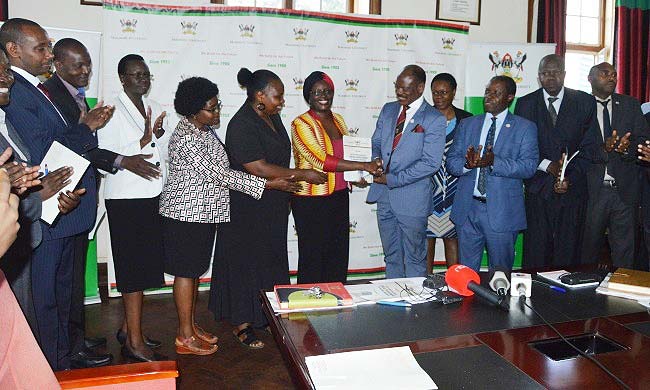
[367,64,446,278]
[582,62,650,268]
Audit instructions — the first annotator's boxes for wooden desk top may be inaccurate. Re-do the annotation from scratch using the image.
[262,276,650,390]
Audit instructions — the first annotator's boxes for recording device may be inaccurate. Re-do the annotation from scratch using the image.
[511,272,532,297]
[559,272,602,285]
[438,290,463,305]
[489,271,510,296]
[445,264,509,311]
[423,273,447,290]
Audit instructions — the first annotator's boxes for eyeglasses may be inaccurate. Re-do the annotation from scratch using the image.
[201,100,222,113]
[124,72,154,81]
[310,89,333,98]
[431,90,451,97]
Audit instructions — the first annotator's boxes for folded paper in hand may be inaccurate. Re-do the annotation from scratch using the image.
[40,141,90,224]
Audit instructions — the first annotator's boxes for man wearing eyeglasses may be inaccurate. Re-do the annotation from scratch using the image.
[367,64,446,278]
[514,54,599,269]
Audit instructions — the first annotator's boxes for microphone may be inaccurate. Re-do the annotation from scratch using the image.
[445,264,510,311]
[489,270,510,296]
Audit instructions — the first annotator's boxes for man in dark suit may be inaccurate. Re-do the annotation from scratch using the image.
[515,54,599,268]
[581,62,649,268]
[0,18,113,370]
[447,76,538,271]
[45,38,160,368]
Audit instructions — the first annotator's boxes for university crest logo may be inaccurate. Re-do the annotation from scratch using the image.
[441,37,455,50]
[345,31,360,44]
[239,24,255,38]
[293,77,304,90]
[293,27,309,41]
[394,33,408,46]
[349,220,358,234]
[488,50,527,83]
[120,19,137,33]
[347,127,359,135]
[344,79,359,92]
[181,21,198,35]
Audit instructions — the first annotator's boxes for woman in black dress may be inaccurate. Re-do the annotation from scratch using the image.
[208,68,325,349]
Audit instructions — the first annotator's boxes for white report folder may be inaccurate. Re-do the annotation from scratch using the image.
[342,135,372,182]
[40,141,90,224]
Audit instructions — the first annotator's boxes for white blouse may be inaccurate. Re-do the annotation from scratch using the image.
[97,91,172,200]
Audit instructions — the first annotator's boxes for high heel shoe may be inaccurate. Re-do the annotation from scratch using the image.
[116,329,162,349]
[121,344,168,362]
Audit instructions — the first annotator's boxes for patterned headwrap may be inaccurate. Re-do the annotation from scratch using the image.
[303,71,335,103]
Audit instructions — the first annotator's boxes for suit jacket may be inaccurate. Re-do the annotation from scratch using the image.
[366,99,446,217]
[2,70,97,240]
[586,93,650,206]
[514,87,598,203]
[447,112,538,232]
[44,73,118,174]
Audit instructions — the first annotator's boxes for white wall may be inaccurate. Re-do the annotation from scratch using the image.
[10,0,529,43]
[382,0,529,43]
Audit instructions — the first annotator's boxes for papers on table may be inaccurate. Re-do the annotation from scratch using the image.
[305,346,437,390]
[40,141,90,224]
[342,135,372,182]
[596,273,650,307]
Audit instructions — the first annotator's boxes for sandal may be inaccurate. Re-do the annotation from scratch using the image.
[194,323,218,344]
[233,326,265,349]
[175,336,218,356]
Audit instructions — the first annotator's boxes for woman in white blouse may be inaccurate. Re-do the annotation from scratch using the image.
[159,77,299,355]
[97,54,170,362]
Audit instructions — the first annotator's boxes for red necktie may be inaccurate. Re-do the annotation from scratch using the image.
[392,104,409,150]
[37,83,51,101]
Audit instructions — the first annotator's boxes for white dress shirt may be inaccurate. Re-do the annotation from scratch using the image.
[97,91,173,199]
[0,110,27,160]
[472,108,508,197]
[537,87,565,172]
[594,95,615,181]
[398,94,424,129]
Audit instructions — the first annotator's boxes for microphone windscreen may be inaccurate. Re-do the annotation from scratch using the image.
[445,264,481,296]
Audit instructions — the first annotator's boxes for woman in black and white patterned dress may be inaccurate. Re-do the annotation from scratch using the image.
[426,73,472,272]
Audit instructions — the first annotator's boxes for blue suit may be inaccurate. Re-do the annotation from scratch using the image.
[447,112,538,271]
[2,70,97,370]
[367,99,445,278]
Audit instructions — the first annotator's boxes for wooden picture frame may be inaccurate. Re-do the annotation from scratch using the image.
[81,0,103,6]
[436,0,481,25]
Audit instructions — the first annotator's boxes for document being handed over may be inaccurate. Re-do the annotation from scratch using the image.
[343,135,372,182]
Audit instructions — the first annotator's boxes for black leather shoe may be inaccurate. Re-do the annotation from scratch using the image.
[84,336,107,349]
[116,329,162,349]
[120,345,167,363]
[70,348,113,368]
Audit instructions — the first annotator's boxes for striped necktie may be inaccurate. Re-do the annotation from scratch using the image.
[392,104,409,150]
[477,116,496,195]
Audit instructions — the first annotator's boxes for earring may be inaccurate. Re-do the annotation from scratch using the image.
[256,102,266,111]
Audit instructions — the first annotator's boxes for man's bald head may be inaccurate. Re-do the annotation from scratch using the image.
[588,62,617,99]
[538,54,565,73]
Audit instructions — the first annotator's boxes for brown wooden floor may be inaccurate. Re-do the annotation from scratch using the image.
[88,265,296,389]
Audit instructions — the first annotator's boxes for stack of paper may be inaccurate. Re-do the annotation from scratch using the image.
[596,274,650,307]
[305,346,437,389]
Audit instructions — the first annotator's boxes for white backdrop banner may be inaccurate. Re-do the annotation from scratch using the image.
[101,1,469,295]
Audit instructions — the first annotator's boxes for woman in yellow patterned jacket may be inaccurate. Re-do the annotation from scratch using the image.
[291,71,381,284]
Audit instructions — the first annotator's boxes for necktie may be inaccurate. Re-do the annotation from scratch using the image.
[477,116,496,195]
[598,99,612,139]
[77,88,88,114]
[392,104,409,150]
[547,96,558,127]
[37,83,51,101]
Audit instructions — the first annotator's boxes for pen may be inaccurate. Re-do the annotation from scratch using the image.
[549,285,566,293]
[377,300,412,307]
